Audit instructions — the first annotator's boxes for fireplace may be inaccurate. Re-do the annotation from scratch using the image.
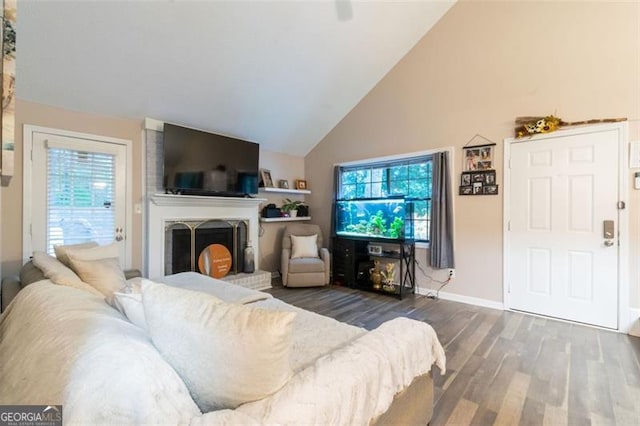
[165,219,248,275]
[146,194,264,280]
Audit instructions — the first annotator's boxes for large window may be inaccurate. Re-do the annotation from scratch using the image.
[337,155,432,241]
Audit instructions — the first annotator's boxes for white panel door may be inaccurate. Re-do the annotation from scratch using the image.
[31,132,127,263]
[508,129,619,329]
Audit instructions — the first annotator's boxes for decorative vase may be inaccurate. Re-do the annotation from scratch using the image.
[243,242,255,273]
[369,260,383,290]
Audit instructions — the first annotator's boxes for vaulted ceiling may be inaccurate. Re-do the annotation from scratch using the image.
[17,0,454,156]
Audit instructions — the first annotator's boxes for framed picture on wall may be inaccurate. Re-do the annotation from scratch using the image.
[463,145,494,171]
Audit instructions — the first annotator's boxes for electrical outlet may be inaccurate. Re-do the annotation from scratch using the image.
[448,269,455,279]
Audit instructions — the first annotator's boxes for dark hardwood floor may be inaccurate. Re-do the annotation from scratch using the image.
[267,283,640,425]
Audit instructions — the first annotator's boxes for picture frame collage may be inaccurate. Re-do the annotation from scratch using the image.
[459,170,498,195]
[460,144,498,195]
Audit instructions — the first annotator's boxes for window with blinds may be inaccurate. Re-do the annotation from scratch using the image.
[337,155,432,241]
[46,147,116,254]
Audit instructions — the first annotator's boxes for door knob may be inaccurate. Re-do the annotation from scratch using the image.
[604,240,614,247]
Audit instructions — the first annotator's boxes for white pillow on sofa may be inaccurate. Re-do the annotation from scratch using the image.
[54,241,99,268]
[113,292,146,330]
[142,281,296,411]
[113,278,148,331]
[31,251,103,296]
[290,234,319,259]
[66,243,126,303]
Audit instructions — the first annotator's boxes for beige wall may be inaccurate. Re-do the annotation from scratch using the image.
[1,99,144,276]
[306,1,640,307]
[258,149,306,272]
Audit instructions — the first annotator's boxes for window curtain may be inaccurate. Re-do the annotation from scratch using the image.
[429,151,455,269]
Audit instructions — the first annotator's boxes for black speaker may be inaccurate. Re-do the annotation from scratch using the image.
[297,205,309,217]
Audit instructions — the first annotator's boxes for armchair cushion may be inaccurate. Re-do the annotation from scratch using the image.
[290,234,319,259]
[288,258,326,274]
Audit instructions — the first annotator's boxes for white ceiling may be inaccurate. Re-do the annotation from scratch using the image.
[17,1,454,156]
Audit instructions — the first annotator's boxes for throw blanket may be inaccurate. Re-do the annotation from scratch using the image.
[157,271,272,304]
[0,277,446,425]
[0,281,201,424]
[234,317,446,425]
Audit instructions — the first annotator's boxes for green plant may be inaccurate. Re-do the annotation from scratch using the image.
[367,210,387,235]
[281,198,305,212]
[388,217,405,239]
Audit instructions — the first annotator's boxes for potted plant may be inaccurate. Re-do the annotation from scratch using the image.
[281,198,305,218]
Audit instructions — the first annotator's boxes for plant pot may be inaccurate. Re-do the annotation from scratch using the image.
[289,209,298,218]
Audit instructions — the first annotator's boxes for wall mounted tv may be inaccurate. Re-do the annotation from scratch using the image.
[163,123,259,197]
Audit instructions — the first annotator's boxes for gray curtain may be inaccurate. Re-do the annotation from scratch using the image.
[429,151,455,269]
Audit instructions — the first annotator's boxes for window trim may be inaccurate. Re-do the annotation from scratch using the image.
[334,147,456,244]
[22,125,133,268]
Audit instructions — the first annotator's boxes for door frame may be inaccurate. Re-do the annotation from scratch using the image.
[503,122,629,331]
[22,125,133,268]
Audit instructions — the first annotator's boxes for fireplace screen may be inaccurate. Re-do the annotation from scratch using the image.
[164,219,248,276]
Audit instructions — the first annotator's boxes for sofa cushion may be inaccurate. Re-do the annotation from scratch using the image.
[54,241,99,268]
[142,281,296,412]
[66,243,126,302]
[290,234,319,259]
[31,251,103,296]
[288,257,326,274]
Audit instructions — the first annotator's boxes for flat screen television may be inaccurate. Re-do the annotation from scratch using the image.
[163,123,259,197]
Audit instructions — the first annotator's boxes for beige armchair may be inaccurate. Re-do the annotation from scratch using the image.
[281,224,330,287]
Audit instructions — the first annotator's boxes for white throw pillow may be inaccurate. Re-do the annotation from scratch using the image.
[113,278,148,330]
[54,241,99,268]
[66,243,126,303]
[113,292,146,331]
[142,281,296,411]
[65,242,119,261]
[31,251,103,296]
[290,234,319,259]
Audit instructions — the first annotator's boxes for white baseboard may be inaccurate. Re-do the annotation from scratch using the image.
[413,289,639,336]
[415,287,504,311]
[625,307,640,337]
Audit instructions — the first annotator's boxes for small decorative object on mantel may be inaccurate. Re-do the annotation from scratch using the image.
[259,169,274,188]
[460,134,498,196]
[278,179,289,189]
[295,179,308,190]
[515,115,627,138]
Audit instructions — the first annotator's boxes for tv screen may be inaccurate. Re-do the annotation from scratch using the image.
[163,123,259,196]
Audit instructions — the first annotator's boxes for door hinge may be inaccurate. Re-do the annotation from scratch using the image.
[507,220,511,231]
[617,201,626,210]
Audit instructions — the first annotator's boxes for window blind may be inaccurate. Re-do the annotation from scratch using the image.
[46,147,116,254]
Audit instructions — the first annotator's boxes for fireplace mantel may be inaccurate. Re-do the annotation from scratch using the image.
[146,193,266,279]
[151,194,266,208]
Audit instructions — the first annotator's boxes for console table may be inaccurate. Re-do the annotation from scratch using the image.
[332,236,415,299]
